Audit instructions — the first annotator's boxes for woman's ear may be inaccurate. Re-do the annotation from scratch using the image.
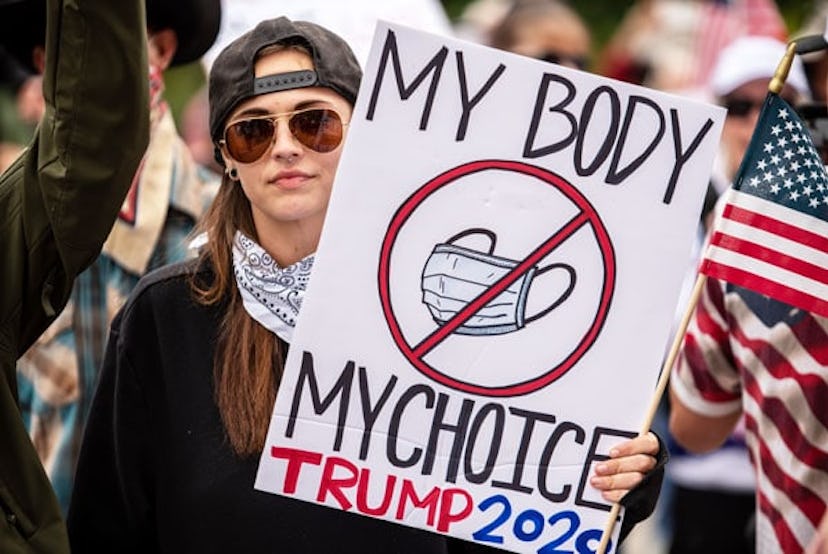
[148,28,178,72]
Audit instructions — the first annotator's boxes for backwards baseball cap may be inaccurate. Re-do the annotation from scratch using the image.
[709,36,810,99]
[208,16,362,145]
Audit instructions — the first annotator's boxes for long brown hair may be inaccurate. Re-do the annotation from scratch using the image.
[192,43,324,457]
[190,174,283,457]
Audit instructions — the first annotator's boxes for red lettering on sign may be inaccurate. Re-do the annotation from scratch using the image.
[437,488,473,532]
[317,456,359,509]
[270,446,323,493]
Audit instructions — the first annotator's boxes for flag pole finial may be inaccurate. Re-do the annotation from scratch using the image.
[769,42,797,94]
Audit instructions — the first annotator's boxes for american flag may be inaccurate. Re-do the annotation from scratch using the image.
[700,94,828,318]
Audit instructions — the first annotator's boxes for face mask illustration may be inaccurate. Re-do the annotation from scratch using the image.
[421,228,576,336]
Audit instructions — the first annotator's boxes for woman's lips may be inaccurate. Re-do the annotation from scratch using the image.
[270,170,311,188]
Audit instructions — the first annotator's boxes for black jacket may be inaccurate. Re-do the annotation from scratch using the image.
[67,260,664,553]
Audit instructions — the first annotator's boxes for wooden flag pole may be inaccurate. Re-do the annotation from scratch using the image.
[595,273,707,554]
[597,39,799,554]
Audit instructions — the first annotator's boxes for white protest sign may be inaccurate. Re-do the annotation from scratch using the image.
[255,22,725,553]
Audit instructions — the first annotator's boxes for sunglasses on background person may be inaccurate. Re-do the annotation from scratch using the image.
[221,107,346,164]
[723,95,799,119]
[538,51,588,70]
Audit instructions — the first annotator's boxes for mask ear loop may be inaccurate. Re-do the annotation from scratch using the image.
[446,228,497,255]
[524,263,577,323]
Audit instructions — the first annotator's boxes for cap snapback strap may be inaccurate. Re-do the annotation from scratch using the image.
[254,70,318,95]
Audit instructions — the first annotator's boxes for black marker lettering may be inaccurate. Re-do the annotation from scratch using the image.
[286,352,354,451]
[574,86,620,177]
[664,110,714,204]
[455,51,506,141]
[366,29,448,130]
[606,95,666,185]
[463,402,505,484]
[491,407,557,494]
[357,368,397,460]
[523,73,578,158]
[537,421,586,503]
[422,394,474,482]
[387,384,434,468]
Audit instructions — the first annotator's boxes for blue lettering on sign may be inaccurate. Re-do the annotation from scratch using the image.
[472,494,614,553]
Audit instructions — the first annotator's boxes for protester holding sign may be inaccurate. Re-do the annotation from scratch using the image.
[669,37,827,554]
[666,35,811,554]
[67,16,664,553]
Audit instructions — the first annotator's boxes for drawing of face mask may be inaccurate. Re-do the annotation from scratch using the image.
[420,228,576,336]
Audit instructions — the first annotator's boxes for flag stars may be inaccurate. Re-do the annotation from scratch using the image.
[742,98,828,215]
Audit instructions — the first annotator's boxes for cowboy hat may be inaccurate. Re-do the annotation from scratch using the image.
[0,0,221,73]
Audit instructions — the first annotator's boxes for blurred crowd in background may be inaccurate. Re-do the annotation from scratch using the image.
[1,1,825,553]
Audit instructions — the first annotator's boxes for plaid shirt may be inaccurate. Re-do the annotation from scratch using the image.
[17,100,218,515]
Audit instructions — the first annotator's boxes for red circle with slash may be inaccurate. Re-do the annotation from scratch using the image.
[378,160,615,397]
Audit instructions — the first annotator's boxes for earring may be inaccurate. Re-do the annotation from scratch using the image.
[227,167,238,180]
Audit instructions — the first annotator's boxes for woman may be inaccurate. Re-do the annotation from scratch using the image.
[67,17,663,553]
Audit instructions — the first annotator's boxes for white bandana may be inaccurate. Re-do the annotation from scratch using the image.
[232,231,314,343]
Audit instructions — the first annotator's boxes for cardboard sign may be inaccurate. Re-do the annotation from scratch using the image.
[255,22,725,553]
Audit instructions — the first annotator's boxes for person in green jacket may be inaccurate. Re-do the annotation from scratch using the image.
[0,0,149,552]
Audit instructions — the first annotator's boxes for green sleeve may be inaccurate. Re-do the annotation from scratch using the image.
[0,0,149,552]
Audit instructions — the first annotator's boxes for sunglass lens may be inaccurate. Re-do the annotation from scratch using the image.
[290,109,343,153]
[539,52,587,70]
[725,99,756,118]
[226,119,275,163]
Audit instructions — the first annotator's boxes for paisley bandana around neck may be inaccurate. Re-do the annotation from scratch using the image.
[232,231,314,343]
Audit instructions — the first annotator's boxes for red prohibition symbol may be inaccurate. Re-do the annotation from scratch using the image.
[378,160,616,397]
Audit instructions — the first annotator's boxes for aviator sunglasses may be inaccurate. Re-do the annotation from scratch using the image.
[722,96,765,118]
[723,95,797,119]
[538,51,588,70]
[221,107,346,163]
